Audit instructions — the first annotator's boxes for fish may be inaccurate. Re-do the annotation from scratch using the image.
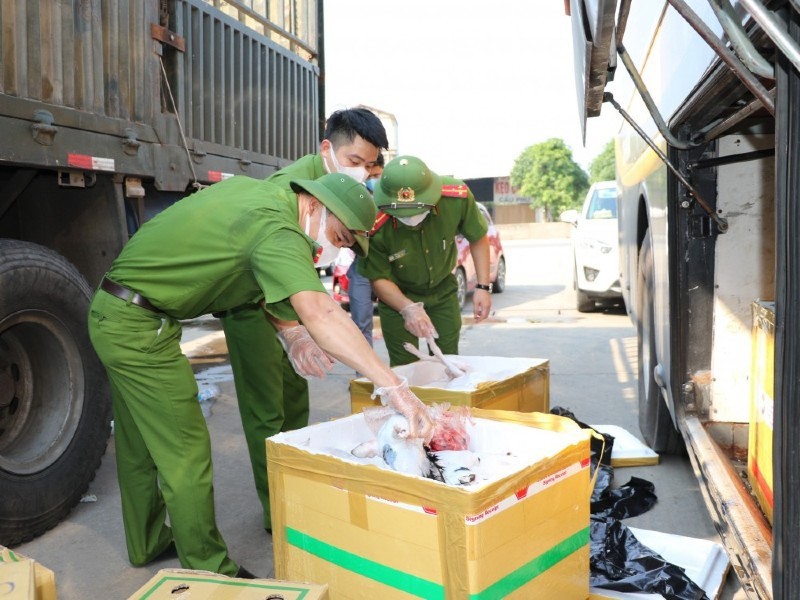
[352,414,480,485]
[427,450,480,485]
[351,413,430,478]
[401,341,470,380]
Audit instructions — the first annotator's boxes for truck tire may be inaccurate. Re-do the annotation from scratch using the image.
[636,233,684,454]
[0,239,111,546]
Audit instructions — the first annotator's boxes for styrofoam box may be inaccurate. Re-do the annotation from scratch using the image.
[267,410,591,599]
[350,356,549,415]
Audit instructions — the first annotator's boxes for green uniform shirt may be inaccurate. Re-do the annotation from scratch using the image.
[359,177,488,294]
[268,154,326,192]
[107,176,324,321]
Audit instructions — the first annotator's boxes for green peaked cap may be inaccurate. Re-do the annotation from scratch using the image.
[290,173,377,256]
[373,155,442,217]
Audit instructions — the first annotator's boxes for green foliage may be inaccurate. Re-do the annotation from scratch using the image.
[510,138,589,219]
[589,140,616,183]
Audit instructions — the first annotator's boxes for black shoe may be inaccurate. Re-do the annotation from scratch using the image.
[236,566,257,579]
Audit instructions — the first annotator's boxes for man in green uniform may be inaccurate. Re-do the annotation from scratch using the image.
[359,155,493,366]
[88,173,432,576]
[218,108,388,533]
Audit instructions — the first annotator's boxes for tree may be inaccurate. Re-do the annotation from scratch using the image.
[589,140,615,183]
[510,138,589,219]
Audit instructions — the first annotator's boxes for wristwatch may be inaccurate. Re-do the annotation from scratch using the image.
[475,283,493,293]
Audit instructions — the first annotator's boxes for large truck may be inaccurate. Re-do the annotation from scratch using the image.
[568,1,800,597]
[0,0,322,547]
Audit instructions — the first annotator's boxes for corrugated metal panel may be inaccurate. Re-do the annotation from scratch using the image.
[0,0,157,122]
[173,0,318,161]
[0,0,318,166]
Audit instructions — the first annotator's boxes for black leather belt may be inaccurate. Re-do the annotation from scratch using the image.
[100,277,160,312]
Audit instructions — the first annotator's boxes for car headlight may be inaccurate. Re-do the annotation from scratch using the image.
[579,238,614,254]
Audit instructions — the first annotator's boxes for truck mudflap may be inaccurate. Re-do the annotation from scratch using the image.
[0,239,112,546]
[682,415,772,599]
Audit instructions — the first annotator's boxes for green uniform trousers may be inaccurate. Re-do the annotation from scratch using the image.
[87,291,238,575]
[379,277,462,366]
[219,305,309,530]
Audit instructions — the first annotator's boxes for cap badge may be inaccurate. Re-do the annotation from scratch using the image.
[397,187,415,202]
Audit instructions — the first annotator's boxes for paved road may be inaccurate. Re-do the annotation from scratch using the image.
[16,238,745,598]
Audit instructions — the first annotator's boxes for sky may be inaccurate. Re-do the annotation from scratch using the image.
[323,1,620,180]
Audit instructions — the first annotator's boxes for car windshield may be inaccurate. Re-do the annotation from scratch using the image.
[586,189,617,220]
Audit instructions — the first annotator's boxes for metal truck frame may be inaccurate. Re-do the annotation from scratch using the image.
[0,0,321,546]
[570,0,800,597]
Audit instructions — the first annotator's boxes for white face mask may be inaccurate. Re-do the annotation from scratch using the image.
[306,206,339,266]
[396,210,430,227]
[327,145,369,183]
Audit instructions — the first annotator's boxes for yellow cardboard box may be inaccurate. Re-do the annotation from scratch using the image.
[350,356,549,414]
[748,300,774,524]
[0,547,56,600]
[127,569,329,599]
[267,410,590,599]
[0,560,33,600]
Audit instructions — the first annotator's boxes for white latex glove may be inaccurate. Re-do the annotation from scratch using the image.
[372,379,434,443]
[276,325,335,379]
[399,302,438,339]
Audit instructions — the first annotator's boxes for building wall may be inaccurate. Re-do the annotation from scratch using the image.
[463,176,539,224]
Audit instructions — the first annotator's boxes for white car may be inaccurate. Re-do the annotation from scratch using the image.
[560,181,623,312]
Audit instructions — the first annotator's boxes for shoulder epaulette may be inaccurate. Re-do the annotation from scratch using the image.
[369,211,391,236]
[441,184,469,198]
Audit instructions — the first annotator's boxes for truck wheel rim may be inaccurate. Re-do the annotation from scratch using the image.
[0,310,84,474]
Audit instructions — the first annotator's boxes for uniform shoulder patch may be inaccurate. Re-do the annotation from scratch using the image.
[441,184,469,198]
[369,211,391,236]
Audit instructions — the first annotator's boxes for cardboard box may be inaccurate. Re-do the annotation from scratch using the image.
[267,409,590,599]
[748,300,774,524]
[0,547,56,600]
[127,568,329,599]
[350,356,549,415]
[0,560,33,600]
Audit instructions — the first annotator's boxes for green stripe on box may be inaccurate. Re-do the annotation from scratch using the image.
[471,527,589,599]
[286,527,445,599]
[286,526,588,600]
[137,575,317,599]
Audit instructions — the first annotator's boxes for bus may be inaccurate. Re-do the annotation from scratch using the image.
[568,1,800,597]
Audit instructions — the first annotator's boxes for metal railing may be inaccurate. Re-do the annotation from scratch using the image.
[204,0,318,58]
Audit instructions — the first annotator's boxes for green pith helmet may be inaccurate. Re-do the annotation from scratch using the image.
[290,174,377,256]
[373,155,442,217]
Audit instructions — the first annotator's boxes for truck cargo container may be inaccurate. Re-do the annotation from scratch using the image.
[0,0,321,546]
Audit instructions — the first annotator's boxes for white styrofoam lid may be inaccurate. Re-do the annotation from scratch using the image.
[591,424,659,466]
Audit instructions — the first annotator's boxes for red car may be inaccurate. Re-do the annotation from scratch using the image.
[332,203,506,310]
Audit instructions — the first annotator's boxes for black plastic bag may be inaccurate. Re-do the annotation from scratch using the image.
[550,406,615,500]
[590,517,710,600]
[550,406,615,467]
[591,475,658,520]
[551,407,709,599]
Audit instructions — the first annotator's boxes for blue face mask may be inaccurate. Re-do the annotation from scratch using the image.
[365,178,378,193]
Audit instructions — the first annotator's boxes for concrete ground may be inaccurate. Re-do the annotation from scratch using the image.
[14,238,746,599]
